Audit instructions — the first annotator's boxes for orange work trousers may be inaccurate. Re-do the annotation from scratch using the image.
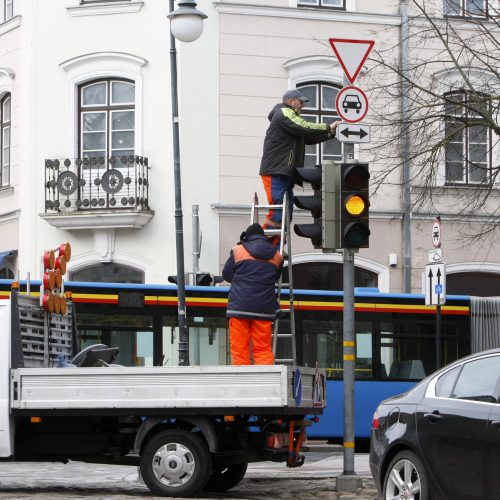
[229,317,275,365]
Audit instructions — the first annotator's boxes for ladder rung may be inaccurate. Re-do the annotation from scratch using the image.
[279,283,290,287]
[275,359,294,364]
[277,309,291,313]
[264,229,283,236]
[276,333,293,338]
[254,204,286,209]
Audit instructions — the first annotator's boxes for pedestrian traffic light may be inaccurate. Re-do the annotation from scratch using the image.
[340,162,370,249]
[293,163,340,251]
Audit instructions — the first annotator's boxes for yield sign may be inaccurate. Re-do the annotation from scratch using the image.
[329,38,375,83]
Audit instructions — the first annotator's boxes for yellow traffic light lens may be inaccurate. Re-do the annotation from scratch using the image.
[345,195,366,216]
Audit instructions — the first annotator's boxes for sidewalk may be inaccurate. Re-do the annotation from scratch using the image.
[0,454,378,499]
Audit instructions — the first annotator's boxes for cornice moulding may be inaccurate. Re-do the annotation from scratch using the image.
[214,2,401,25]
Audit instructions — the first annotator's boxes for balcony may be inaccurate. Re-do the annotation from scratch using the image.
[40,156,154,230]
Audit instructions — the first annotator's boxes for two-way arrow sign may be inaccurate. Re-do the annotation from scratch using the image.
[425,263,446,306]
[337,123,371,143]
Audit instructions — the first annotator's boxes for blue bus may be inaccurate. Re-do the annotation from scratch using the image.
[2,280,472,440]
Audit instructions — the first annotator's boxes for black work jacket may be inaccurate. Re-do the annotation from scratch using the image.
[259,103,334,179]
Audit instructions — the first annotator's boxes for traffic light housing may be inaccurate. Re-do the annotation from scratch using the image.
[195,273,224,286]
[293,163,339,251]
[340,162,370,249]
[169,273,224,286]
[293,165,322,248]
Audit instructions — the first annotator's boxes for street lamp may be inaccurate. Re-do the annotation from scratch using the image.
[167,0,207,366]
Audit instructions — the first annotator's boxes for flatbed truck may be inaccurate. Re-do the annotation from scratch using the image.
[0,288,326,497]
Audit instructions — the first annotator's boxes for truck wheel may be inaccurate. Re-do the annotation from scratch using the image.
[140,429,211,497]
[204,462,248,492]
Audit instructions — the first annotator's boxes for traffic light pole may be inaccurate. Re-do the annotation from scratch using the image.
[336,248,362,493]
[336,74,362,493]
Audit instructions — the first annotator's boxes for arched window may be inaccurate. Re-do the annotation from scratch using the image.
[1,93,10,187]
[79,79,135,159]
[70,263,144,284]
[297,82,353,167]
[283,261,378,291]
[444,90,491,184]
[447,272,500,296]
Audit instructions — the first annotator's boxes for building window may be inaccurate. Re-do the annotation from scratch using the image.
[444,90,490,185]
[70,263,144,283]
[0,94,10,187]
[2,0,13,21]
[443,0,488,17]
[79,79,135,159]
[297,82,352,167]
[298,0,345,9]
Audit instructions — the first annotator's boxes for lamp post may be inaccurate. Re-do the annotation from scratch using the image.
[167,0,207,366]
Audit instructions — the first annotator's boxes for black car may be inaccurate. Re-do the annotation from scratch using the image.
[370,349,500,500]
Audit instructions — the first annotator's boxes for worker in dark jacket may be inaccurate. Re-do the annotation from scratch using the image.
[259,89,339,240]
[222,223,283,365]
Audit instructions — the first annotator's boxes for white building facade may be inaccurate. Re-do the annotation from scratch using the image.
[0,0,499,296]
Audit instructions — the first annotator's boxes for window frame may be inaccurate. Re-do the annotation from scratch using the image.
[297,0,345,10]
[297,81,351,167]
[444,90,492,186]
[78,78,135,160]
[0,93,11,188]
[3,0,13,21]
[443,0,490,18]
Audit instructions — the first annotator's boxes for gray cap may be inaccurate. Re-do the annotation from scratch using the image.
[282,89,309,103]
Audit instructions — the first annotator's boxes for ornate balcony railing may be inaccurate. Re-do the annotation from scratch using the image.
[44,155,150,214]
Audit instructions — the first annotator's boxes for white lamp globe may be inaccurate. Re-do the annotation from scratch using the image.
[168,0,207,43]
[170,14,204,43]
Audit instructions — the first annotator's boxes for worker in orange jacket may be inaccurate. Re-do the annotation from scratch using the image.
[222,223,283,365]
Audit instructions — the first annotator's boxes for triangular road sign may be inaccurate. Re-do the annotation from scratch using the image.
[329,38,375,84]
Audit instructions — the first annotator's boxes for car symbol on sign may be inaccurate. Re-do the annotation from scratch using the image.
[342,94,362,113]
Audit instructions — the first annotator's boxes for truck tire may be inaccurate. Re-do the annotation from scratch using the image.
[204,462,248,492]
[140,429,211,497]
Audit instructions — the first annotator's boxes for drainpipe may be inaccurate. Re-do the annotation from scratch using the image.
[401,0,412,293]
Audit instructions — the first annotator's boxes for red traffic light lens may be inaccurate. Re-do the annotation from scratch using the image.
[344,164,370,189]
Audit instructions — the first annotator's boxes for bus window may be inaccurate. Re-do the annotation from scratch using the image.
[381,322,432,380]
[297,319,343,377]
[162,316,229,366]
[356,322,372,379]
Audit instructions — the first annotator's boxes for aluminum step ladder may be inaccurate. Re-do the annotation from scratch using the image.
[250,193,296,365]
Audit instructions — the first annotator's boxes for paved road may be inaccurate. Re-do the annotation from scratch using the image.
[0,453,378,499]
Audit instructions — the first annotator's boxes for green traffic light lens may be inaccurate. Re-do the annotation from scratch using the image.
[344,222,370,247]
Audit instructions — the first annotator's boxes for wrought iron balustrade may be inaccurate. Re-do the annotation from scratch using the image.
[44,156,150,214]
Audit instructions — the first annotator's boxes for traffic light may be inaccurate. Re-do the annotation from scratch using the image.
[340,162,370,249]
[293,165,322,248]
[293,163,339,251]
[168,273,224,286]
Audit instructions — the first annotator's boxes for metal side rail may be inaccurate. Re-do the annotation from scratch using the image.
[250,193,296,365]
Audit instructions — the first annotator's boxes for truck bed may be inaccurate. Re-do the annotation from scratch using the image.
[11,365,325,416]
